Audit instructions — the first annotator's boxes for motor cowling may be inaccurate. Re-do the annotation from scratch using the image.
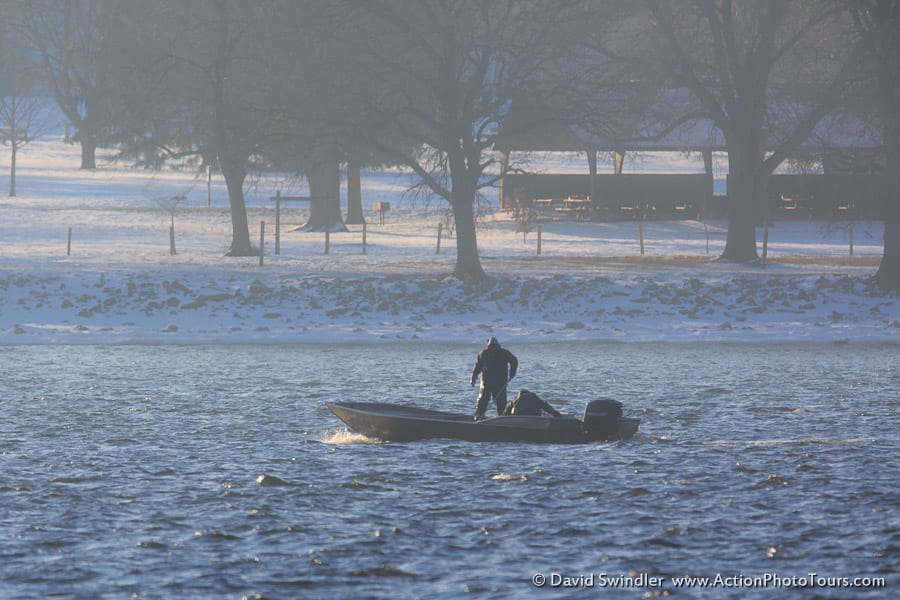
[582,398,623,438]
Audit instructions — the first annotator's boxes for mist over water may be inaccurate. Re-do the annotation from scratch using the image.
[1,343,897,598]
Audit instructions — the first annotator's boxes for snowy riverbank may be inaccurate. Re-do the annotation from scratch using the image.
[1,135,896,345]
[1,262,897,345]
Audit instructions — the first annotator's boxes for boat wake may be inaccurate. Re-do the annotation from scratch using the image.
[491,473,529,482]
[318,428,382,445]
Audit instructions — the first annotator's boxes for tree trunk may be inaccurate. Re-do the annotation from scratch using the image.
[874,101,900,289]
[210,1,253,256]
[721,138,763,261]
[80,137,97,170]
[345,159,365,224]
[873,2,900,291]
[303,155,347,232]
[221,158,254,256]
[9,142,16,197]
[450,189,487,281]
[8,96,16,197]
[720,125,768,262]
[875,214,900,290]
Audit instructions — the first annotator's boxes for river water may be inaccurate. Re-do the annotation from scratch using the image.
[1,342,897,599]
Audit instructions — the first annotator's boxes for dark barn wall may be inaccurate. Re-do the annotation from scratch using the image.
[503,172,886,221]
[503,173,713,220]
[754,174,887,220]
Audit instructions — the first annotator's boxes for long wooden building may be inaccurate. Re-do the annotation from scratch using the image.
[494,94,885,221]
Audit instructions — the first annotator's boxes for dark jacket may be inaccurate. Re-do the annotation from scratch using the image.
[471,345,518,388]
[504,390,561,417]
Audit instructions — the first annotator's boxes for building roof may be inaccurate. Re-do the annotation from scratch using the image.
[495,90,881,154]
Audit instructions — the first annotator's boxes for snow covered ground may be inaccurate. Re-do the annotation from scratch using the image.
[1,135,896,345]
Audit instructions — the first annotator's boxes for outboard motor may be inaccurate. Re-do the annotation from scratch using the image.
[582,398,623,438]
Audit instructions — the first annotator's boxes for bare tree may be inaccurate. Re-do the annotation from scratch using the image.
[346,0,580,280]
[113,0,296,256]
[851,1,900,290]
[0,14,57,196]
[0,94,56,197]
[23,0,127,169]
[260,2,383,232]
[267,8,350,233]
[647,0,859,261]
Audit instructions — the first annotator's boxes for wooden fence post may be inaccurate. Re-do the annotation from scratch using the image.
[638,222,645,256]
[537,224,542,256]
[259,221,265,266]
[436,223,443,254]
[67,227,72,256]
[325,230,330,254]
[274,190,281,255]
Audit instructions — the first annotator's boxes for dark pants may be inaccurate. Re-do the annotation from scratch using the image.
[475,383,507,419]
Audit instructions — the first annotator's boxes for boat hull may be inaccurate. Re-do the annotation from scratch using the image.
[326,402,640,443]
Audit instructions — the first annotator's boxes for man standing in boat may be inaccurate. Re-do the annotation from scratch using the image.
[470,337,518,420]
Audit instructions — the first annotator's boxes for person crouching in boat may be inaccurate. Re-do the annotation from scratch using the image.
[503,389,561,417]
[470,337,518,420]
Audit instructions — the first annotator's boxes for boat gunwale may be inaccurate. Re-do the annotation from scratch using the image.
[326,401,640,442]
[326,401,581,427]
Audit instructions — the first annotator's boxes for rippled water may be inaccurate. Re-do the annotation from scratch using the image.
[1,343,897,599]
